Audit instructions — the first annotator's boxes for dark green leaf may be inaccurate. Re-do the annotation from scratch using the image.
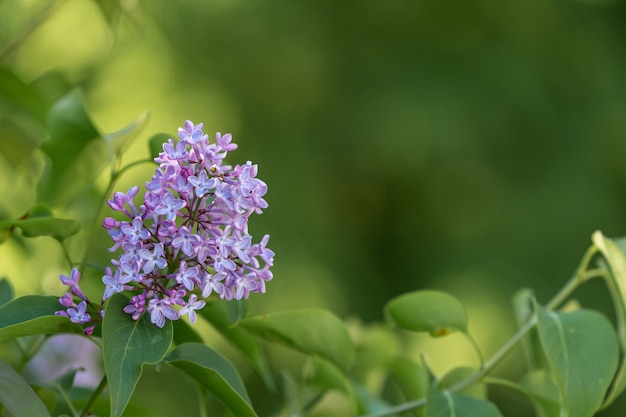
[0,359,51,417]
[535,305,619,417]
[172,317,204,345]
[241,309,354,372]
[37,89,103,206]
[0,295,83,341]
[425,388,503,417]
[102,294,173,417]
[165,342,257,417]
[385,290,468,336]
[148,133,171,160]
[0,277,14,307]
[199,301,274,389]
[512,288,547,370]
[0,66,46,122]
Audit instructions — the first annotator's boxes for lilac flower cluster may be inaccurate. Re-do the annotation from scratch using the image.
[57,121,274,330]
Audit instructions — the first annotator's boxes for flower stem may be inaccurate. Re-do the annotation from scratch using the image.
[82,375,107,416]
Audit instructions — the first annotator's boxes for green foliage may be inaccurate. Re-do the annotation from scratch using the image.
[102,294,173,417]
[0,359,51,417]
[385,290,468,336]
[0,295,82,341]
[424,388,503,417]
[165,343,258,417]
[0,204,80,243]
[242,309,355,372]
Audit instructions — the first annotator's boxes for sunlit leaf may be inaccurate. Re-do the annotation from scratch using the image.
[0,66,46,122]
[425,388,503,417]
[165,342,257,417]
[0,204,81,240]
[103,111,150,168]
[0,277,14,307]
[535,305,619,417]
[385,290,467,336]
[102,293,173,417]
[148,133,171,160]
[353,324,401,371]
[0,295,83,341]
[388,356,429,405]
[241,309,355,372]
[199,301,274,389]
[0,359,51,417]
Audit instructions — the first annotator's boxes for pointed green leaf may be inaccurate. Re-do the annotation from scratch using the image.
[0,295,83,341]
[38,89,104,205]
[102,294,173,417]
[148,133,171,160]
[425,388,503,417]
[535,305,619,417]
[0,359,51,417]
[388,357,429,404]
[0,277,14,307]
[241,309,354,371]
[199,301,274,389]
[172,318,204,345]
[165,342,257,417]
[103,112,150,168]
[385,290,467,336]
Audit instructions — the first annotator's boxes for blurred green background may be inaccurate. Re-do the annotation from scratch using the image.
[2,0,626,415]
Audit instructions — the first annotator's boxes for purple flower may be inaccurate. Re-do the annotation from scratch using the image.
[179,294,206,324]
[163,139,188,160]
[175,261,200,291]
[59,268,81,286]
[139,243,167,274]
[154,192,186,221]
[121,217,150,244]
[67,301,91,324]
[188,171,217,198]
[148,298,179,328]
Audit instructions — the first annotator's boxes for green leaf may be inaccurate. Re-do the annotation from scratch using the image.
[37,89,103,206]
[0,277,14,307]
[592,232,626,408]
[199,301,274,389]
[0,66,46,122]
[103,112,150,168]
[534,305,619,417]
[388,357,429,403]
[0,359,51,417]
[172,317,204,345]
[518,370,562,417]
[438,367,485,399]
[102,293,173,417]
[425,388,503,417]
[0,295,83,341]
[512,288,548,370]
[0,204,81,240]
[148,133,171,160]
[353,324,401,371]
[385,290,468,336]
[241,309,354,372]
[165,342,258,417]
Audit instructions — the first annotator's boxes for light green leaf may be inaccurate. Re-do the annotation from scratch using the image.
[438,367,485,399]
[0,295,83,341]
[102,294,173,417]
[425,388,503,417]
[0,204,80,240]
[385,290,468,336]
[535,305,619,417]
[103,112,150,168]
[0,66,46,122]
[165,342,257,417]
[148,133,171,160]
[592,232,626,408]
[518,370,562,417]
[0,359,51,417]
[0,277,14,307]
[353,324,401,371]
[241,309,354,372]
[388,356,429,405]
[199,301,274,389]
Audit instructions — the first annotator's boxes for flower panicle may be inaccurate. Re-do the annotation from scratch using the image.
[56,120,274,329]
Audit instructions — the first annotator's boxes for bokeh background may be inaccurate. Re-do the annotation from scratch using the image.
[2,0,626,416]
